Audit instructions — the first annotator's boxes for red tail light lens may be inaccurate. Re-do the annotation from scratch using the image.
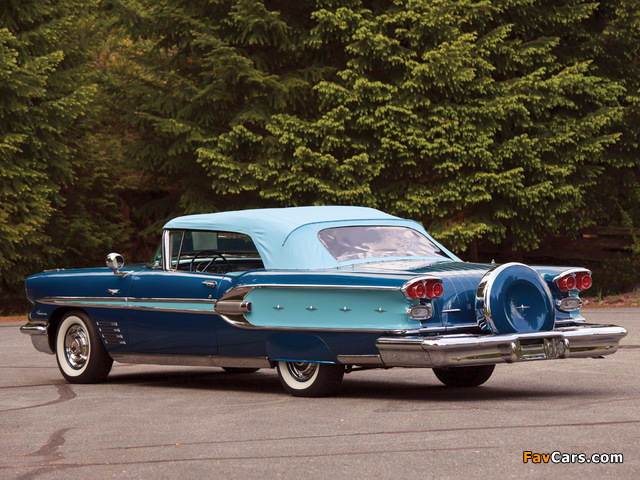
[405,279,443,299]
[556,274,577,292]
[407,282,427,299]
[426,281,444,298]
[576,272,592,290]
[555,270,592,292]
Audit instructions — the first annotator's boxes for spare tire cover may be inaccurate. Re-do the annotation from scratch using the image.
[476,263,554,334]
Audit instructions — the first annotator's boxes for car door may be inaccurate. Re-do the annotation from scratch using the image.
[125,268,222,355]
[125,229,231,355]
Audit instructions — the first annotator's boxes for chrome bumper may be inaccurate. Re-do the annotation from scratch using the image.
[376,323,628,368]
[20,320,54,355]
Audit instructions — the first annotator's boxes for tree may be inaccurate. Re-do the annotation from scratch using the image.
[580,0,640,228]
[0,0,128,308]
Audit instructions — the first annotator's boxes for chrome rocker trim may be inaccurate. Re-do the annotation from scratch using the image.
[376,323,627,368]
[110,353,271,369]
[336,354,385,366]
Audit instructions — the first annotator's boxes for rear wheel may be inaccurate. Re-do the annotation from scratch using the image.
[55,311,113,383]
[432,365,495,387]
[276,361,344,397]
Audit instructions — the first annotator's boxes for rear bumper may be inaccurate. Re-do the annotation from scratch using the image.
[376,323,627,368]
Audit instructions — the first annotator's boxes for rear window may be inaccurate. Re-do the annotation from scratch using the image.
[318,226,447,262]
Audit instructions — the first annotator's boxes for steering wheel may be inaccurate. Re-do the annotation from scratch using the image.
[189,250,232,273]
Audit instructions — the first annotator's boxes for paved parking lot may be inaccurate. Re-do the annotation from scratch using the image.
[1,308,638,479]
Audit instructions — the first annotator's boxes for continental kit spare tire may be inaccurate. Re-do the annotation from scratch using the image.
[476,262,554,334]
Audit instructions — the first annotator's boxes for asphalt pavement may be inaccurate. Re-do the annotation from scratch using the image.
[1,308,638,479]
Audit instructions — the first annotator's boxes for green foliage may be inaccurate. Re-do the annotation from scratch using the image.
[2,0,639,312]
[580,0,640,228]
[112,0,633,255]
[0,0,128,306]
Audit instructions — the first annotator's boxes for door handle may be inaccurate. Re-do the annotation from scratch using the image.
[202,280,217,289]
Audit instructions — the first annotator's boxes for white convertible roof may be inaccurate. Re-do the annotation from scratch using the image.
[164,206,458,269]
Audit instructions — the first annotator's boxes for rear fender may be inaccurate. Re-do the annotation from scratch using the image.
[266,333,337,363]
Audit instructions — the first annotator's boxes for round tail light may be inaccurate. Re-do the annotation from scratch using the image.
[407,282,427,299]
[576,272,592,290]
[426,281,444,298]
[405,279,443,300]
[556,274,577,292]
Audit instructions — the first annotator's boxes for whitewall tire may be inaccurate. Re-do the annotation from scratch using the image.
[276,361,344,397]
[55,311,113,383]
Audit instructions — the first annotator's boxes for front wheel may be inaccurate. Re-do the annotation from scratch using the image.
[55,311,113,383]
[432,365,495,387]
[276,361,344,397]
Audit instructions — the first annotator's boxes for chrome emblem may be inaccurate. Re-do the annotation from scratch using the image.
[107,289,120,295]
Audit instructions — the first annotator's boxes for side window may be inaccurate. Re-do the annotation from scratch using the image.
[169,231,185,269]
[167,230,263,273]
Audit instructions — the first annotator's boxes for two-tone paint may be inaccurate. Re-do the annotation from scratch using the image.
[21,206,627,378]
[23,259,625,368]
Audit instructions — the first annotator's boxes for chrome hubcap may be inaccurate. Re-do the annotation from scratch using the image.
[64,325,89,369]
[286,362,317,382]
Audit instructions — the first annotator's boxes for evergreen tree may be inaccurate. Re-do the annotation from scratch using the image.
[0,0,127,307]
[109,0,635,255]
[580,0,640,228]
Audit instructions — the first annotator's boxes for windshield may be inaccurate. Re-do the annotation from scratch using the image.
[318,226,448,263]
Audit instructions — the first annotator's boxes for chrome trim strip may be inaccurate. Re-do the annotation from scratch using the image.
[128,297,216,305]
[215,311,405,333]
[400,323,483,335]
[376,324,627,368]
[37,296,217,314]
[127,305,215,314]
[441,322,482,331]
[38,296,127,307]
[111,353,271,368]
[442,308,462,313]
[336,355,384,366]
[248,283,402,291]
[162,230,171,271]
[38,296,217,304]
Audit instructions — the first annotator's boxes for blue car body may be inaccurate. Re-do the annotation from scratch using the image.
[21,206,627,396]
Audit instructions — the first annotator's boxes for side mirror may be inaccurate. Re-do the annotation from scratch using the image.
[106,253,125,275]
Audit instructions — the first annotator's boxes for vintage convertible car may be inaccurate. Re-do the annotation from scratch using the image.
[22,206,627,396]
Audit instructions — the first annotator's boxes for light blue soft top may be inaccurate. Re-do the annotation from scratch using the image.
[164,206,459,269]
